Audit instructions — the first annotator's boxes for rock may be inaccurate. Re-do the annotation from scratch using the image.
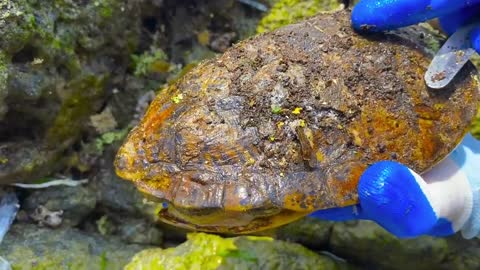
[0,0,273,186]
[29,205,64,228]
[0,141,63,184]
[125,233,352,270]
[0,223,146,270]
[116,217,164,246]
[0,0,141,184]
[274,217,333,250]
[329,220,480,270]
[444,235,480,270]
[23,185,96,227]
[93,214,164,246]
[256,0,343,33]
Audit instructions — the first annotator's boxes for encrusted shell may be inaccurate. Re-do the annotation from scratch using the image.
[115,11,480,233]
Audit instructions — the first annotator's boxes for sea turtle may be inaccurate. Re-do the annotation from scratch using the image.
[115,10,480,233]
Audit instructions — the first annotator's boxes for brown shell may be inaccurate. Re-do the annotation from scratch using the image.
[115,10,480,233]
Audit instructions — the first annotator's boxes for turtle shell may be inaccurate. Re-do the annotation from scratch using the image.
[115,10,480,233]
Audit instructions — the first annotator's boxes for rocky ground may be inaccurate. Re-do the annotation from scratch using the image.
[1,0,480,269]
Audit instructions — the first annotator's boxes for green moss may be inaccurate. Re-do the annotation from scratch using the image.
[125,233,346,270]
[256,0,341,33]
[7,244,99,270]
[94,127,130,153]
[46,75,106,146]
[0,0,34,53]
[94,0,115,18]
[471,109,480,140]
[132,48,170,77]
[125,233,237,270]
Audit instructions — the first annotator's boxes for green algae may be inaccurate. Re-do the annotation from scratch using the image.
[125,233,346,270]
[94,127,130,153]
[46,74,106,146]
[125,233,237,270]
[132,48,170,77]
[256,0,341,33]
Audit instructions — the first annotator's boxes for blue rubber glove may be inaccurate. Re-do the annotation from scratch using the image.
[311,134,480,238]
[351,0,480,53]
[311,0,480,238]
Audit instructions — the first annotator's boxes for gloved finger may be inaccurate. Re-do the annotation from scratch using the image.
[438,7,480,35]
[351,0,480,32]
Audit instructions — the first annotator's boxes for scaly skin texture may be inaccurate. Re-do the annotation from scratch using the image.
[115,10,480,234]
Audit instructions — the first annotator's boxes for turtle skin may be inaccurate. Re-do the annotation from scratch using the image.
[115,10,480,233]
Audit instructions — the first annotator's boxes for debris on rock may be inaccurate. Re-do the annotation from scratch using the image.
[90,107,118,134]
[30,205,64,228]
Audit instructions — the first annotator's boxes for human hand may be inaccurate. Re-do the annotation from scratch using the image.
[350,0,480,53]
[310,133,480,238]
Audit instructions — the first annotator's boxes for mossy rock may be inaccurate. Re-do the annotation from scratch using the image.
[257,0,343,33]
[0,223,145,270]
[0,0,140,184]
[329,220,480,270]
[125,233,352,270]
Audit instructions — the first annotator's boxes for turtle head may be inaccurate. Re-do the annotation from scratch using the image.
[114,83,327,233]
